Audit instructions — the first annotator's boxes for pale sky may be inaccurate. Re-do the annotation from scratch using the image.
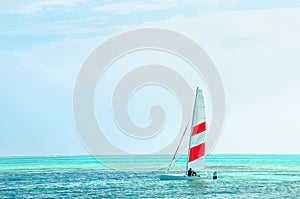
[1,0,299,156]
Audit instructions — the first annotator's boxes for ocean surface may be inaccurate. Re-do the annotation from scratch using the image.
[0,155,299,198]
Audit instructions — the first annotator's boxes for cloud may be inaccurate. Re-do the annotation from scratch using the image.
[42,16,110,35]
[92,0,179,14]
[92,0,236,14]
[0,0,86,14]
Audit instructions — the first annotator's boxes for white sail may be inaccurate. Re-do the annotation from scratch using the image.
[186,87,206,173]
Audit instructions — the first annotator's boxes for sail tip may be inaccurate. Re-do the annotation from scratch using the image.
[196,87,203,92]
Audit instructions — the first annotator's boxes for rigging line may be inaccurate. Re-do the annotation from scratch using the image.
[167,120,190,172]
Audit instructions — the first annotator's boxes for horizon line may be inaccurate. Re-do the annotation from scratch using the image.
[0,153,299,158]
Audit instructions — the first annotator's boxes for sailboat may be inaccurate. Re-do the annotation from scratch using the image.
[159,87,218,180]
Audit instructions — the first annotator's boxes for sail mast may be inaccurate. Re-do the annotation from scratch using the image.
[186,87,199,174]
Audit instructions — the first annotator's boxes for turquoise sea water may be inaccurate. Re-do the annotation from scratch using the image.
[0,155,299,198]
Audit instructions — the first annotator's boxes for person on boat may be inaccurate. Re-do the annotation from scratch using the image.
[192,170,197,176]
[187,168,192,176]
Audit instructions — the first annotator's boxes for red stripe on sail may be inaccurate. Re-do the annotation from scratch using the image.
[188,143,205,162]
[191,122,206,136]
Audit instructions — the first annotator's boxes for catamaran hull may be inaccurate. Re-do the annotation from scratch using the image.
[159,174,211,181]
